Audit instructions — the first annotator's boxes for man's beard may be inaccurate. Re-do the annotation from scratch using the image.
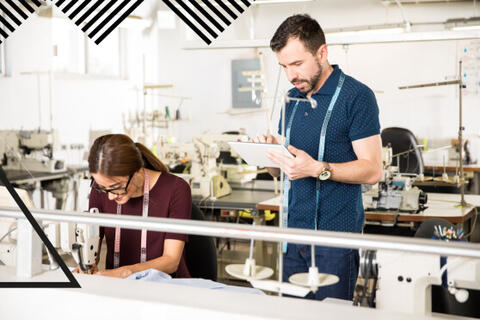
[292,60,323,95]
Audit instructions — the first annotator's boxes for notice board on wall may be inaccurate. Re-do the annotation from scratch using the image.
[459,39,480,96]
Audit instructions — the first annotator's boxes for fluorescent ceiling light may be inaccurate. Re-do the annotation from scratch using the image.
[325,23,407,36]
[451,25,480,31]
[446,17,480,31]
[326,28,405,36]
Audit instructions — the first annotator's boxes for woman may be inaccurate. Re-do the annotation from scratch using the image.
[80,134,191,278]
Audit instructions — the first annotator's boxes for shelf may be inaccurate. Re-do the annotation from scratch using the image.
[144,84,174,90]
[219,108,269,116]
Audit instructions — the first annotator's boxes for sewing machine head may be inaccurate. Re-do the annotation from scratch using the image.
[0,130,65,173]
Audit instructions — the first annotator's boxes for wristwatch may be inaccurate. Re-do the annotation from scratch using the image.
[318,162,332,181]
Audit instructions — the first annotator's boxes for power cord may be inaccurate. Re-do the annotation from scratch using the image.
[0,226,17,243]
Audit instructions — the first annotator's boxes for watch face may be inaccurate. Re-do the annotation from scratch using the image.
[319,170,331,181]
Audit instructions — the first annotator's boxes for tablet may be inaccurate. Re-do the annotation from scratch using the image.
[228,142,295,168]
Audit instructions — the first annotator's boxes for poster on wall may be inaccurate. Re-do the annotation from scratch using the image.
[459,39,480,96]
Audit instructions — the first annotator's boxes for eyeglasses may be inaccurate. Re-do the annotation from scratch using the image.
[90,174,133,196]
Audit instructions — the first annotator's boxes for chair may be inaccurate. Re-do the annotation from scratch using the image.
[414,218,454,239]
[381,127,424,174]
[184,204,218,281]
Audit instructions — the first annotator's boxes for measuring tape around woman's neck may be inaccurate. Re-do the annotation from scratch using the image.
[114,168,150,268]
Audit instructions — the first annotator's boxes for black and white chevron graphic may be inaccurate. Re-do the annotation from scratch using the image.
[0,0,43,44]
[0,1,254,46]
[54,0,145,45]
[162,0,254,45]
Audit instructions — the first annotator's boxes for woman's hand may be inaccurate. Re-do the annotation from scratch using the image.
[72,263,98,275]
[95,266,134,278]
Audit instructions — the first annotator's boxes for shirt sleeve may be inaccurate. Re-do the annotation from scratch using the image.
[88,189,105,240]
[165,177,192,242]
[348,86,381,142]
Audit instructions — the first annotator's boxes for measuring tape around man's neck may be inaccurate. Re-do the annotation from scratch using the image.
[114,168,150,268]
[282,72,345,253]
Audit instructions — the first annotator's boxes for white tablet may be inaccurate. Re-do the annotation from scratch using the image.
[228,142,295,168]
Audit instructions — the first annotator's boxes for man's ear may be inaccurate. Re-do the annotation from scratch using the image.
[316,44,328,63]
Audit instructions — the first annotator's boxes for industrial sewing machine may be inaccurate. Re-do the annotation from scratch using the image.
[195,133,258,184]
[0,130,65,173]
[157,133,261,199]
[59,208,100,272]
[0,215,99,273]
[0,186,98,272]
[157,136,232,199]
[362,147,427,213]
[0,186,33,267]
[357,248,480,317]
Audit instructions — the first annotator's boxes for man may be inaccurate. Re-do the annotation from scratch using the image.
[256,14,382,301]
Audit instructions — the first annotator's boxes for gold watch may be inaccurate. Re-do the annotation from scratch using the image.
[318,162,332,181]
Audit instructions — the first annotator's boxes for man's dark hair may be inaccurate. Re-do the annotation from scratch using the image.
[270,14,325,54]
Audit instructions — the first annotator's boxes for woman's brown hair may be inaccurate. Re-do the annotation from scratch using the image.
[88,134,168,177]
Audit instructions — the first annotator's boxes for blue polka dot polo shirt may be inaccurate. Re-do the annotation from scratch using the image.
[278,65,381,233]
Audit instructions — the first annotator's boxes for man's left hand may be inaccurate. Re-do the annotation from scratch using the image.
[95,266,134,278]
[267,145,321,180]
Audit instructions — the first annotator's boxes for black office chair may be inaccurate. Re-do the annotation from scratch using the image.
[184,204,218,281]
[414,218,454,239]
[381,127,424,175]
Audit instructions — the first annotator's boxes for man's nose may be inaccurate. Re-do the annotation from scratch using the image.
[108,192,117,201]
[285,68,297,83]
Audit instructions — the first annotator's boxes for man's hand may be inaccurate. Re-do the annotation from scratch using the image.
[95,265,134,278]
[252,134,278,144]
[252,134,281,178]
[267,145,322,181]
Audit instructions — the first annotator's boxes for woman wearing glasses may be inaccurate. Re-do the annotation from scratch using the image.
[79,134,191,278]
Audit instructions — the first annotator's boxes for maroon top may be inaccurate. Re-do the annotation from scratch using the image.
[89,172,192,278]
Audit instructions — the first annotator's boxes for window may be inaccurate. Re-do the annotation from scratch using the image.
[86,28,120,77]
[52,17,86,74]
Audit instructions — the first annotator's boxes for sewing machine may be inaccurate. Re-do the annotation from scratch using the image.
[0,186,98,272]
[60,208,99,272]
[0,215,98,273]
[357,249,480,317]
[195,133,258,184]
[362,147,427,213]
[157,137,232,199]
[0,186,34,267]
[0,130,65,173]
